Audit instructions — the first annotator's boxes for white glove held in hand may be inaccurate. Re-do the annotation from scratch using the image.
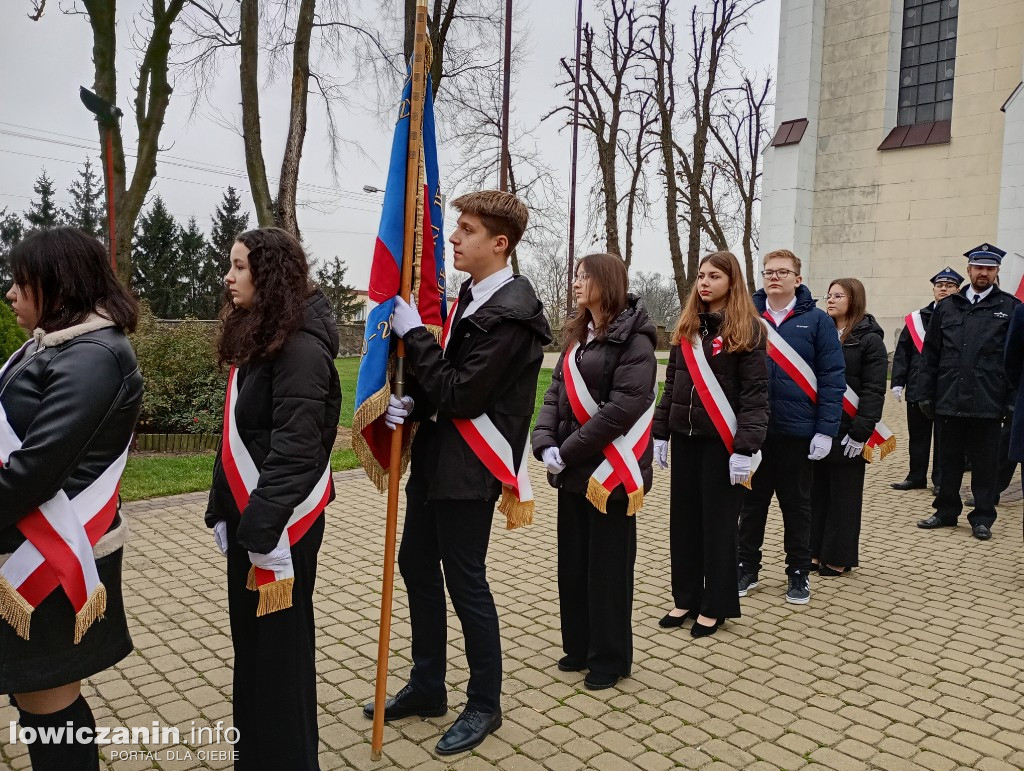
[385,394,415,430]
[654,439,669,469]
[807,433,833,461]
[542,446,566,475]
[248,545,292,573]
[841,434,865,458]
[891,386,903,402]
[391,296,424,337]
[213,521,228,556]
[728,453,752,486]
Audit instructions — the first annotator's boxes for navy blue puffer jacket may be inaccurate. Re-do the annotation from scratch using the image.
[753,285,846,439]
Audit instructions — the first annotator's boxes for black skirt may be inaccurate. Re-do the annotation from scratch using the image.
[0,548,133,693]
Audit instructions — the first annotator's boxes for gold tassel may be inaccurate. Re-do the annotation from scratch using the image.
[246,565,258,591]
[498,488,534,529]
[586,477,612,514]
[254,578,294,617]
[351,381,415,493]
[862,435,896,464]
[625,488,644,516]
[0,576,34,641]
[73,583,107,645]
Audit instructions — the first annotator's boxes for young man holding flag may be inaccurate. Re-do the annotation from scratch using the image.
[363,190,551,755]
[737,249,846,605]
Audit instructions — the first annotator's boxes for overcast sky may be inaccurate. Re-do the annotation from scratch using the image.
[0,0,779,289]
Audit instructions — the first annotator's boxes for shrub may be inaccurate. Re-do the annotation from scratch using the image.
[131,303,227,434]
[0,301,28,362]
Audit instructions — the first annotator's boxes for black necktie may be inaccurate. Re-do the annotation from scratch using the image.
[973,295,980,304]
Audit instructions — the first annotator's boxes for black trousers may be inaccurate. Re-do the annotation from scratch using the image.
[398,486,501,713]
[907,401,942,487]
[557,489,636,676]
[227,515,323,771]
[933,416,1001,527]
[810,459,865,567]
[998,419,1017,497]
[670,435,743,619]
[738,434,813,576]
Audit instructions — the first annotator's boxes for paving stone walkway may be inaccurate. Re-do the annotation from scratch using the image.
[2,397,1023,770]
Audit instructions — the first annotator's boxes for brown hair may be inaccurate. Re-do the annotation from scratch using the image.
[763,248,802,274]
[562,253,629,349]
[450,190,529,255]
[827,277,867,343]
[673,251,764,352]
[217,227,313,367]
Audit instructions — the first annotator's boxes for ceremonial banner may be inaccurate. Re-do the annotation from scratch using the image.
[904,310,926,354]
[353,73,446,490]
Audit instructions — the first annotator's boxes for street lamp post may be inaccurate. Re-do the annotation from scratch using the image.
[566,0,583,317]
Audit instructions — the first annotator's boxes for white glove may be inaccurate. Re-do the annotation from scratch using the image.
[385,394,415,430]
[654,439,669,469]
[807,433,833,461]
[891,386,903,402]
[841,434,865,459]
[213,520,228,556]
[728,453,752,486]
[391,296,424,337]
[248,544,292,573]
[542,446,566,475]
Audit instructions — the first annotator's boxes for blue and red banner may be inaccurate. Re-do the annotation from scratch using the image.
[352,73,447,489]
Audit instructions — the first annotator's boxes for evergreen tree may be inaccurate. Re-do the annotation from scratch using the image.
[67,157,106,239]
[134,196,186,318]
[0,208,25,289]
[202,187,250,316]
[179,216,215,317]
[24,169,64,230]
[314,256,361,320]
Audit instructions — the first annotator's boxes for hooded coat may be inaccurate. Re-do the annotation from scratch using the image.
[825,313,887,461]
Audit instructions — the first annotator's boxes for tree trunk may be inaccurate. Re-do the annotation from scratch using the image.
[277,0,315,240]
[240,0,276,227]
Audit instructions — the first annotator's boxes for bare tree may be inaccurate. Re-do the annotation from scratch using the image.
[520,238,570,332]
[630,270,680,327]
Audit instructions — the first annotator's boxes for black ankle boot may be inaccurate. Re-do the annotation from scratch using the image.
[18,694,100,771]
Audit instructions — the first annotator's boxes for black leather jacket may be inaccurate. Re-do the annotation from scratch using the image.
[0,320,143,553]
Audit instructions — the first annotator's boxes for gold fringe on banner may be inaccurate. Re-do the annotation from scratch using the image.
[862,435,897,464]
[73,583,107,644]
[498,487,534,529]
[0,576,34,641]
[246,568,295,616]
[585,478,645,516]
[352,385,394,492]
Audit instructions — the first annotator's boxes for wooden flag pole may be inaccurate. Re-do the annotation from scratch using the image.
[371,0,429,760]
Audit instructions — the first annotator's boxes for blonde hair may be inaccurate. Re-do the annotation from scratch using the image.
[673,251,764,353]
[763,248,802,274]
[451,190,529,255]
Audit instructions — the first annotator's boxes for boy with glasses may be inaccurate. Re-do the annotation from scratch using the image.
[737,249,846,604]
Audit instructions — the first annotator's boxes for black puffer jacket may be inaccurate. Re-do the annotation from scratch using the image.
[532,296,658,495]
[404,275,552,501]
[920,286,1020,418]
[206,290,341,553]
[891,303,933,403]
[0,317,143,553]
[825,314,887,461]
[653,313,768,456]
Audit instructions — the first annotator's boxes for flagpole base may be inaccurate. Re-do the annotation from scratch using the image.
[371,749,382,762]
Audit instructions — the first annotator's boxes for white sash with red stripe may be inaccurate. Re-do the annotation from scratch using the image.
[760,318,896,461]
[440,297,534,528]
[904,310,926,354]
[0,341,127,643]
[679,337,762,487]
[222,366,333,615]
[562,343,654,514]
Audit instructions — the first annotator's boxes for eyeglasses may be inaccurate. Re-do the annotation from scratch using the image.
[761,269,795,279]
[574,273,590,282]
[826,293,846,300]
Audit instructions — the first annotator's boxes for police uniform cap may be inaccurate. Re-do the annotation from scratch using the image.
[930,266,964,286]
[964,243,1006,267]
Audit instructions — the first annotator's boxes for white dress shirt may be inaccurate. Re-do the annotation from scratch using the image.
[766,295,797,326]
[461,266,515,319]
[966,285,993,304]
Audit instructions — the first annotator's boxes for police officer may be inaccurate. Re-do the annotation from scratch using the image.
[917,244,1020,540]
[890,267,962,491]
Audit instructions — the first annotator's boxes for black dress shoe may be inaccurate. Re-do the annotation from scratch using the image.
[658,609,697,628]
[362,684,447,721]
[557,655,586,672]
[818,565,851,576]
[435,708,502,755]
[892,479,927,490]
[584,671,620,690]
[917,515,956,529]
[972,524,992,540]
[690,618,722,638]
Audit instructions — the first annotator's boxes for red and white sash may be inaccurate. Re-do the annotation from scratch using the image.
[904,310,926,354]
[679,338,762,487]
[0,341,127,643]
[221,366,333,616]
[440,298,534,528]
[562,343,654,514]
[760,319,896,461]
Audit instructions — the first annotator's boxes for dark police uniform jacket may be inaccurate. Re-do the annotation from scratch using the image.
[891,303,934,403]
[920,286,1020,419]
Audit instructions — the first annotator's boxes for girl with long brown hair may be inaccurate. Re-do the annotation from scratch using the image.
[206,227,341,769]
[532,253,657,690]
[653,251,769,637]
[811,278,887,575]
